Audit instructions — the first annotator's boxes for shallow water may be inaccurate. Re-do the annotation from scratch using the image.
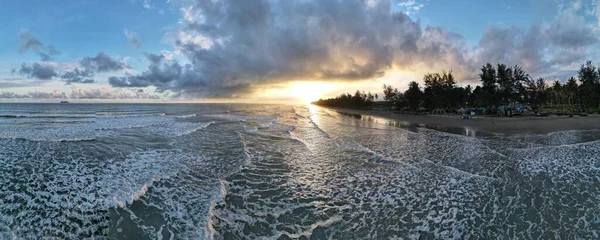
[0,103,599,239]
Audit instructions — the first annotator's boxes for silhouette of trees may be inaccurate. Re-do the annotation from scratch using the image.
[479,63,498,107]
[382,84,406,109]
[577,61,600,110]
[421,71,471,110]
[523,78,547,111]
[564,77,579,108]
[312,90,375,108]
[404,81,422,111]
[313,60,600,114]
[422,71,452,109]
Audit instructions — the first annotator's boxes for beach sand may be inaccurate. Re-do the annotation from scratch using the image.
[326,107,600,135]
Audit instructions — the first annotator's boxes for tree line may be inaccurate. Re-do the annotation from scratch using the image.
[313,61,600,114]
[312,91,377,108]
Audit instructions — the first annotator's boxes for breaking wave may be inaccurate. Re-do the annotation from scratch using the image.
[2,103,600,239]
[0,114,211,142]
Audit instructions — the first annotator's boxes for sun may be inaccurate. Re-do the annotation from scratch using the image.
[259,81,338,104]
[283,81,335,103]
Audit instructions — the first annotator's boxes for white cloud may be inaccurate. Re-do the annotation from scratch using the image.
[397,0,424,15]
[0,90,66,99]
[70,86,161,99]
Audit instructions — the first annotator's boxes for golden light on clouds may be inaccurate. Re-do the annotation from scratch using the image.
[251,69,423,104]
[261,81,338,103]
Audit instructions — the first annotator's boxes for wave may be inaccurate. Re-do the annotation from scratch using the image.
[0,114,213,142]
[206,113,279,127]
[175,113,197,119]
[336,139,417,169]
[505,129,600,148]
[113,184,150,208]
[507,139,600,176]
[171,121,214,137]
[0,136,97,142]
[0,146,205,238]
[0,114,94,119]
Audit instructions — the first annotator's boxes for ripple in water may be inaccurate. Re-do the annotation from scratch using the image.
[0,103,599,239]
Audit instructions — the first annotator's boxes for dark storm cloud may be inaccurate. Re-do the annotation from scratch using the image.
[60,68,95,84]
[19,30,61,61]
[108,53,229,95]
[80,52,129,72]
[14,51,128,85]
[12,0,597,98]
[109,0,473,97]
[18,63,59,80]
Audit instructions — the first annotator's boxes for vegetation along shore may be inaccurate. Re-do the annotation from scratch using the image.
[313,61,600,134]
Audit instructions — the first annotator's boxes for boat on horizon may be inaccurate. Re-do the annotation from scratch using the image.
[59,101,70,104]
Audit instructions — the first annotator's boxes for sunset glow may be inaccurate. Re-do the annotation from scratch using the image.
[261,81,338,104]
[0,0,597,102]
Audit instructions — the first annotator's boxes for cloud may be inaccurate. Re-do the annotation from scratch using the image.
[0,87,159,100]
[80,52,129,72]
[474,26,569,79]
[0,78,47,88]
[0,90,66,99]
[19,30,43,53]
[38,45,61,61]
[473,1,599,80]
[18,30,61,61]
[60,68,95,84]
[109,53,211,93]
[124,29,142,48]
[397,0,424,15]
[544,1,598,49]
[110,0,471,98]
[14,51,128,84]
[70,86,160,99]
[11,0,600,99]
[17,63,59,80]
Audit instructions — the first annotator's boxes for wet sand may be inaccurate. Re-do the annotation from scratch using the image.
[325,107,600,135]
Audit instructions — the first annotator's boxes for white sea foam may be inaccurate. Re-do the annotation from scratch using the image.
[206,113,279,128]
[0,143,223,239]
[175,113,197,119]
[0,114,211,141]
[3,104,600,239]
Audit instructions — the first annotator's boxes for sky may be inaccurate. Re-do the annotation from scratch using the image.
[1,0,599,103]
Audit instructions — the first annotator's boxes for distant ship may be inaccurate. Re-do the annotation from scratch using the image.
[59,101,70,104]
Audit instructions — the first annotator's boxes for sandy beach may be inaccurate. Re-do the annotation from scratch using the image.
[326,107,600,135]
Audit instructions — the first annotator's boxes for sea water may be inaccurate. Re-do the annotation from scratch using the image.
[0,103,598,239]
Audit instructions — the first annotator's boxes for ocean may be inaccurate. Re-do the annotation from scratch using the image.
[0,103,599,239]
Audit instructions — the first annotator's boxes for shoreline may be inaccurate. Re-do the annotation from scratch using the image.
[321,106,600,135]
